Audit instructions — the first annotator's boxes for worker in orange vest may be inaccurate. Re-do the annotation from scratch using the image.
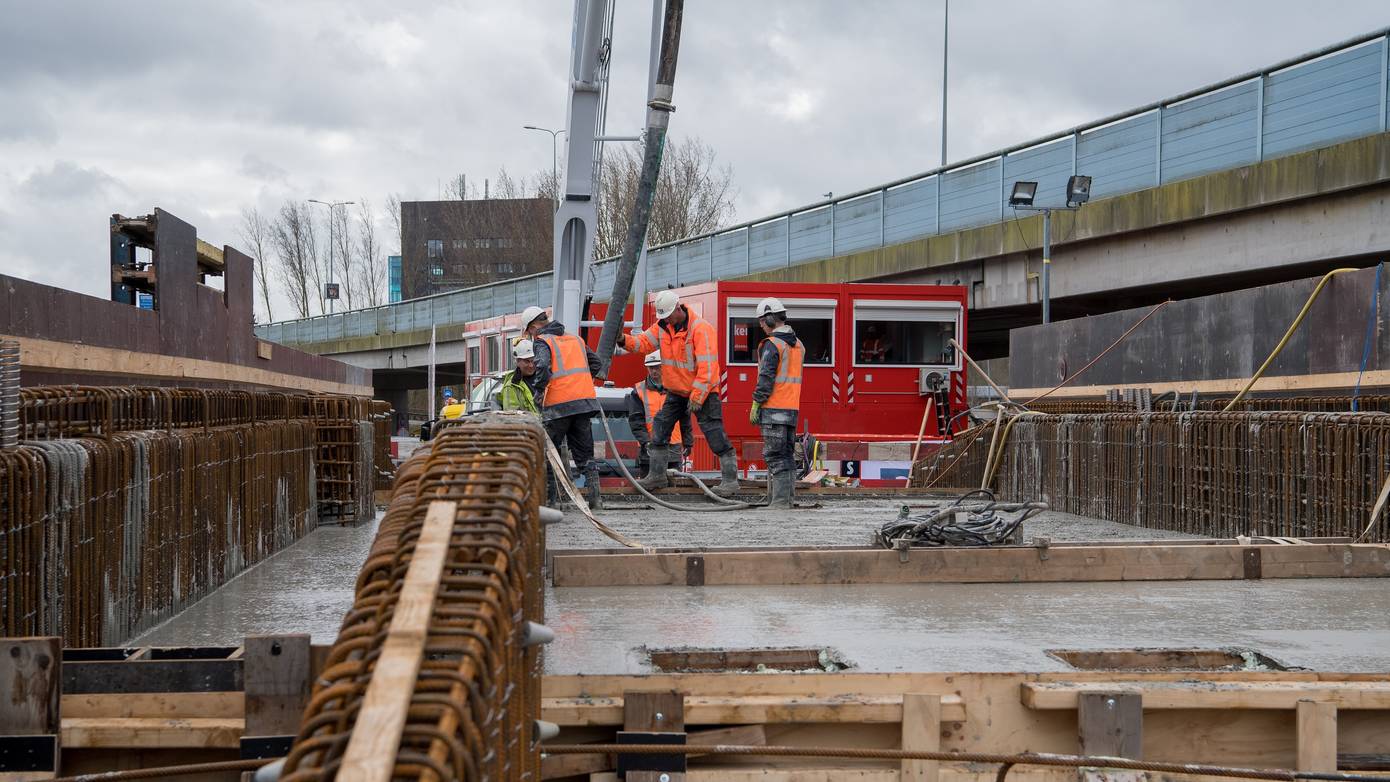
[622,290,740,496]
[748,297,804,508]
[627,350,693,479]
[522,305,605,509]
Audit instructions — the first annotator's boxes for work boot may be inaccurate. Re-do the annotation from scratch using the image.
[712,450,741,498]
[638,445,670,490]
[585,466,604,511]
[767,470,794,509]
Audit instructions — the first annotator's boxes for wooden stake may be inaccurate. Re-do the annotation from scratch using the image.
[901,693,941,782]
[1296,700,1337,771]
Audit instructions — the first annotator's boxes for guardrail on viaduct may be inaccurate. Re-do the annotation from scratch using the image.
[259,26,1390,348]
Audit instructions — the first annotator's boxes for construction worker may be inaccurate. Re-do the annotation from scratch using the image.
[748,297,803,508]
[622,289,740,496]
[521,305,605,509]
[497,338,541,414]
[628,350,693,479]
[439,388,465,420]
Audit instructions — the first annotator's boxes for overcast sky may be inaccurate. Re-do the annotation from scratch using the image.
[2,1,1387,322]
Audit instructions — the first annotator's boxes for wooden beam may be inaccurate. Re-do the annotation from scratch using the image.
[1077,693,1142,759]
[1023,681,1390,710]
[337,500,456,782]
[60,717,242,749]
[4,333,372,396]
[540,724,767,780]
[60,692,243,719]
[1297,700,1337,771]
[543,694,966,725]
[551,543,1390,587]
[901,693,941,782]
[623,691,685,782]
[196,239,226,274]
[242,634,311,737]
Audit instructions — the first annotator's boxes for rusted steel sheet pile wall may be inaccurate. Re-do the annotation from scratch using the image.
[284,413,545,782]
[0,386,381,646]
[917,412,1390,541]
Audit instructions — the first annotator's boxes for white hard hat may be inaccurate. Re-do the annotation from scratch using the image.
[756,297,787,318]
[644,350,662,367]
[520,306,547,328]
[653,290,680,319]
[512,338,536,359]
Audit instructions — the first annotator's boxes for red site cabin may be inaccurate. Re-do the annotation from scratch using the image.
[461,281,968,486]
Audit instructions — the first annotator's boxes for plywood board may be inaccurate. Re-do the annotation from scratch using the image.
[1023,681,1390,710]
[543,694,966,725]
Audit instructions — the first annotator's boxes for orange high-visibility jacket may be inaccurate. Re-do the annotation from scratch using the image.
[761,335,804,411]
[623,309,720,404]
[537,333,597,408]
[634,381,683,444]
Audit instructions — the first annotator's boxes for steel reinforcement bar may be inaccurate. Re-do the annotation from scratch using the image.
[0,385,383,645]
[282,412,547,782]
[914,411,1390,541]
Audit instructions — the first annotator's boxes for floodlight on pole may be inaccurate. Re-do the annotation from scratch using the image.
[308,199,355,315]
[1009,176,1093,325]
[1008,181,1038,207]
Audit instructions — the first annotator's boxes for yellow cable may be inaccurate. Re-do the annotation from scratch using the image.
[1222,267,1358,412]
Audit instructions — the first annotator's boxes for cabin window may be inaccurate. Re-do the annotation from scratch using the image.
[485,335,502,374]
[853,300,960,368]
[726,298,835,366]
[467,344,481,380]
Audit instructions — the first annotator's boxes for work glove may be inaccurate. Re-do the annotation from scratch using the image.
[689,396,703,414]
[749,402,761,425]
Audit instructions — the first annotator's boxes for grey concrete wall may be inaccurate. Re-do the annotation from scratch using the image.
[1009,266,1388,389]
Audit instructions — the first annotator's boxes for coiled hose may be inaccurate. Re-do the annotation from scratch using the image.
[596,411,764,512]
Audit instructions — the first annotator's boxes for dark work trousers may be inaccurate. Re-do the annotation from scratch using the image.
[651,392,734,456]
[761,422,796,480]
[545,413,596,474]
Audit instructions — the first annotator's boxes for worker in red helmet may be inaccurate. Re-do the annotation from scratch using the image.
[622,289,740,497]
[749,296,803,508]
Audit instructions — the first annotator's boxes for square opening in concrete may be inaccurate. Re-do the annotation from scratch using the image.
[647,646,851,673]
[1047,647,1290,671]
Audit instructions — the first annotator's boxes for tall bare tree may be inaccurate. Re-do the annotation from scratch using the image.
[236,206,274,322]
[385,192,403,254]
[330,204,356,308]
[270,202,318,318]
[593,136,736,258]
[355,198,387,307]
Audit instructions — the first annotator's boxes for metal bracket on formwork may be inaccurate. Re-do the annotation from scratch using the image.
[1034,536,1052,561]
[1243,547,1263,579]
[894,538,913,564]
[685,555,705,586]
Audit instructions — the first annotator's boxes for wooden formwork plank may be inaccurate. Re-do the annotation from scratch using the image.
[337,500,456,782]
[901,693,941,782]
[544,694,966,726]
[1077,693,1142,759]
[551,544,1390,587]
[60,692,244,719]
[60,717,242,749]
[1023,681,1390,710]
[1296,701,1337,771]
[242,634,312,737]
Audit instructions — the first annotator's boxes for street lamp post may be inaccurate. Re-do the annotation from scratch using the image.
[523,125,565,209]
[1007,176,1092,325]
[308,199,355,315]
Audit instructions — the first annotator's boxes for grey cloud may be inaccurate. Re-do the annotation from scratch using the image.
[240,153,288,182]
[19,161,124,200]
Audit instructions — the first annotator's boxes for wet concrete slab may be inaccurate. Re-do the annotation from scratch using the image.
[131,512,382,646]
[544,578,1390,674]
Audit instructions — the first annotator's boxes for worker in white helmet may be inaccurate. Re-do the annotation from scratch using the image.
[521,305,605,508]
[622,289,740,496]
[496,338,540,414]
[749,296,803,508]
[626,350,693,479]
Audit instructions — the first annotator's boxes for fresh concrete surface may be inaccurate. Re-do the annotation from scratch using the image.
[546,498,1198,550]
[545,578,1390,674]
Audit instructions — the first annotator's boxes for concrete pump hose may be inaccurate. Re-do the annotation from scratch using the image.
[1222,267,1358,412]
[671,469,749,505]
[597,410,760,512]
